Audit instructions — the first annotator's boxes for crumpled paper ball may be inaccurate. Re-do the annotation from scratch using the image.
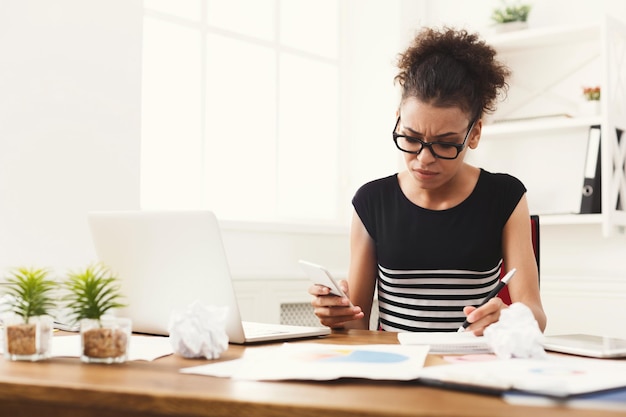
[483,302,547,359]
[168,300,229,359]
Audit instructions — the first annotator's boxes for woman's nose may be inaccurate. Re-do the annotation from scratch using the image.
[416,145,437,163]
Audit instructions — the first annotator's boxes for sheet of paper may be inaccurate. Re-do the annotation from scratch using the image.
[181,343,429,381]
[397,331,492,354]
[52,335,173,361]
[420,354,626,398]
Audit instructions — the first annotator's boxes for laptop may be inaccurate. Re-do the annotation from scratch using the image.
[86,210,330,344]
[542,334,626,359]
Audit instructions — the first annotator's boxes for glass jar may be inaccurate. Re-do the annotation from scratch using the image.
[3,314,53,361]
[80,316,131,364]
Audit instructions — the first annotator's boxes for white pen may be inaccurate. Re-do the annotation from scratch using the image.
[458,268,517,332]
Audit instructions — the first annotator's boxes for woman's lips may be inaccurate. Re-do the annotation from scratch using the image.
[415,168,438,179]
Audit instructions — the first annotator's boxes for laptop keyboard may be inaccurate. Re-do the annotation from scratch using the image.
[242,321,290,336]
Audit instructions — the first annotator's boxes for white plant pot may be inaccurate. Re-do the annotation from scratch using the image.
[579,100,601,117]
[495,21,528,33]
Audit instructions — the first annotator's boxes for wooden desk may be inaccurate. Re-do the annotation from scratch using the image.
[0,329,623,417]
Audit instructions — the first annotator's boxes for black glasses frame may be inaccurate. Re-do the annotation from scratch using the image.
[392,117,477,160]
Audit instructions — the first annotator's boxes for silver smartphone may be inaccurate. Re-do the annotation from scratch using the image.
[298,260,353,306]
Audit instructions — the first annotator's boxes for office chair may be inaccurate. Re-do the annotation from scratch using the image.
[498,214,540,305]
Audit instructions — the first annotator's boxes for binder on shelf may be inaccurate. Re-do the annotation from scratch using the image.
[580,125,602,214]
[616,128,624,211]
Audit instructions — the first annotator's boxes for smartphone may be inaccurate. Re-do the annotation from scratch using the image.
[298,260,353,306]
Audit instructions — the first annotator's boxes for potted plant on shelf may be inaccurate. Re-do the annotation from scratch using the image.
[2,267,57,361]
[491,0,532,33]
[64,263,130,364]
[580,85,601,116]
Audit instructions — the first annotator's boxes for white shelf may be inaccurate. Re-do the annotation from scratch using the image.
[483,116,601,137]
[485,23,600,51]
[478,16,626,236]
[540,213,602,226]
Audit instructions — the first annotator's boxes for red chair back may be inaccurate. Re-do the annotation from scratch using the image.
[498,215,540,305]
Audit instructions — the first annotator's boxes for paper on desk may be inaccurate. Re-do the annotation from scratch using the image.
[397,331,492,354]
[52,335,174,361]
[419,354,626,398]
[180,343,429,381]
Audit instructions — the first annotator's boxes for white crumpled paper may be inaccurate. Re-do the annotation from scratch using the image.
[483,302,547,359]
[168,301,229,359]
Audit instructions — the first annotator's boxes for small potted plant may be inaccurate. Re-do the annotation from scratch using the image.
[2,267,57,361]
[64,263,130,364]
[583,86,601,101]
[580,85,601,116]
[491,0,532,33]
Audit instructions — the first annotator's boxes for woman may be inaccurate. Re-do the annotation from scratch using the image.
[309,27,547,335]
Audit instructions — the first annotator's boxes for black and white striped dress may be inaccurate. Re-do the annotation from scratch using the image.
[352,169,526,332]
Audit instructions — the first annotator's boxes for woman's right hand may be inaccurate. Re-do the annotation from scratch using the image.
[308,280,363,328]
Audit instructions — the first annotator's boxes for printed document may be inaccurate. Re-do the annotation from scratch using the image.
[181,343,429,381]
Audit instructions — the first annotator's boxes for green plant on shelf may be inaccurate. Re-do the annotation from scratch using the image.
[583,86,601,101]
[491,0,532,23]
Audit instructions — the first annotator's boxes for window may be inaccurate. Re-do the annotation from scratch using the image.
[141,0,342,223]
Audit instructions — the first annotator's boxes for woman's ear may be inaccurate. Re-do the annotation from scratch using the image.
[467,119,482,149]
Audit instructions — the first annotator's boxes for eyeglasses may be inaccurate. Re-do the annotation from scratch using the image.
[392,117,476,160]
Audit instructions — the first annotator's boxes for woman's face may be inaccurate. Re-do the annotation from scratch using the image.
[395,98,480,190]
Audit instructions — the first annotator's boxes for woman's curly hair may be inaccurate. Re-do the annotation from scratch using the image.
[395,27,510,120]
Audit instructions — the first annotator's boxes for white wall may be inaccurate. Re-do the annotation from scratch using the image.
[540,224,626,338]
[0,0,403,278]
[224,0,405,290]
[0,0,142,273]
[342,0,405,206]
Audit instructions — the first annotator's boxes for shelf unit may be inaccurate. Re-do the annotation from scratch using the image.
[482,116,601,136]
[477,17,626,236]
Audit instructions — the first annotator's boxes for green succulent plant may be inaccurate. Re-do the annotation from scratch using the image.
[3,267,57,323]
[64,263,126,324]
[491,1,532,24]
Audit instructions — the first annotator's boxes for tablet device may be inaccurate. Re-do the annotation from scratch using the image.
[542,334,626,358]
